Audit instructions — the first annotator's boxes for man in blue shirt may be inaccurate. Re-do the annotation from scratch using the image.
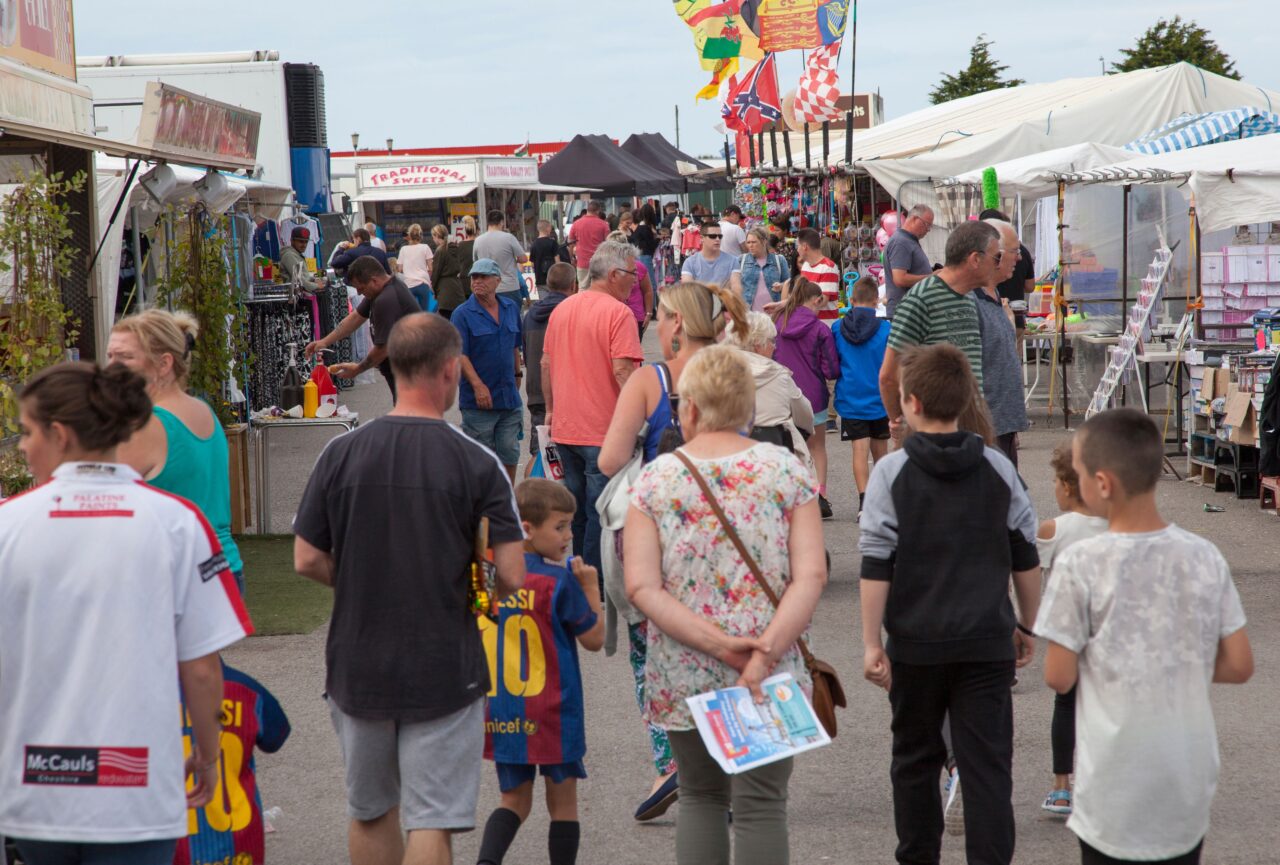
[330,227,391,275]
[680,221,736,287]
[454,258,524,481]
[883,204,934,318]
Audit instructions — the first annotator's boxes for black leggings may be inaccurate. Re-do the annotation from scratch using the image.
[1051,684,1076,776]
[1080,838,1202,864]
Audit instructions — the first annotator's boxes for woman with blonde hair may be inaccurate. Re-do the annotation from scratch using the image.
[625,344,826,865]
[396,222,435,312]
[108,309,245,592]
[598,279,748,822]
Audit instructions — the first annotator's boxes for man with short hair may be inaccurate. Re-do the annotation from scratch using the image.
[884,204,935,318]
[279,226,325,292]
[542,240,644,575]
[294,312,525,865]
[523,262,577,467]
[976,220,1031,466]
[680,221,736,287]
[796,227,841,321]
[304,255,419,401]
[980,208,1035,351]
[879,220,1001,442]
[529,220,560,288]
[473,210,530,305]
[453,259,524,483]
[365,221,387,252]
[330,227,392,275]
[719,204,747,256]
[567,200,610,289]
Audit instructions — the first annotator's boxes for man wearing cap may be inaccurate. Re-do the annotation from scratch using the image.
[279,226,325,292]
[451,258,524,482]
[304,255,420,402]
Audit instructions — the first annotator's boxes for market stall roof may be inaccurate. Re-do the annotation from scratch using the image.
[539,134,686,197]
[0,114,258,172]
[1054,132,1280,233]
[620,133,733,191]
[354,185,478,203]
[940,142,1133,200]
[1125,106,1280,154]
[796,63,1280,200]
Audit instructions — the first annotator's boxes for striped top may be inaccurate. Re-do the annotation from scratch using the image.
[886,274,984,386]
[801,256,841,320]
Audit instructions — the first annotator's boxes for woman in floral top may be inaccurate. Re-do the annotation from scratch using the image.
[625,345,827,865]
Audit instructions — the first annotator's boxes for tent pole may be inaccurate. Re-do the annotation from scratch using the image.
[1059,180,1070,428]
[847,0,858,166]
[822,121,830,167]
[770,127,779,167]
[1121,184,1130,329]
[783,127,793,169]
[725,136,733,178]
[804,125,811,173]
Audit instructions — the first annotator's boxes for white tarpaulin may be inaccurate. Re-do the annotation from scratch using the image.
[1057,132,1280,234]
[845,63,1280,201]
[943,142,1133,200]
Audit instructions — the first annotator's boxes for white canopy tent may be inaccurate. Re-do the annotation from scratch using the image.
[1055,133,1280,233]
[943,142,1134,200]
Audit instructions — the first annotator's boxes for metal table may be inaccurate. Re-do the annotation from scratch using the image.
[253,414,359,534]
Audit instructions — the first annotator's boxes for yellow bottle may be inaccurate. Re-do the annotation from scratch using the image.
[302,379,319,418]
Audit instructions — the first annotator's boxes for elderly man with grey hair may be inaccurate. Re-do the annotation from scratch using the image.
[727,310,816,467]
[541,239,644,576]
[884,203,935,318]
[976,219,1030,465]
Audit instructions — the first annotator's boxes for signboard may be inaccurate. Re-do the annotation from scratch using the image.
[135,83,261,169]
[481,159,538,185]
[359,160,476,191]
[0,0,76,80]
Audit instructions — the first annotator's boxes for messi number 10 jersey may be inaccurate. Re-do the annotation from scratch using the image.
[481,553,597,765]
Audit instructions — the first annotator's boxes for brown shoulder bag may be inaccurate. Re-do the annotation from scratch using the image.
[673,450,847,737]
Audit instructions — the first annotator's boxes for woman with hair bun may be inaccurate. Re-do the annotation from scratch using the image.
[597,279,749,822]
[0,362,250,865]
[109,309,245,592]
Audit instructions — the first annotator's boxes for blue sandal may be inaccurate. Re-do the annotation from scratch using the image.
[635,773,679,821]
[1041,789,1072,816]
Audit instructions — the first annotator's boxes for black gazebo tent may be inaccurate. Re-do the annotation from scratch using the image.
[539,134,686,197]
[620,133,733,191]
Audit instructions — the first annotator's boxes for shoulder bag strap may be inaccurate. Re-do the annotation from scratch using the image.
[673,449,817,666]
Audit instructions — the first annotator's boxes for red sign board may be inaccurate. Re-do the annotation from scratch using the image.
[0,0,76,80]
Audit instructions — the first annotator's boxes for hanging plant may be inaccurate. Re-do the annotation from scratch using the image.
[0,170,84,437]
[153,205,249,427]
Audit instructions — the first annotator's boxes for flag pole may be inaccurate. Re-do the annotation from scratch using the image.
[846,0,858,167]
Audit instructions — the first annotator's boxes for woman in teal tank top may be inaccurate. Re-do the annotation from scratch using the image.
[108,310,244,592]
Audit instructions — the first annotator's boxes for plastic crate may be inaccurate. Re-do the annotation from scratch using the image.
[1067,269,1119,299]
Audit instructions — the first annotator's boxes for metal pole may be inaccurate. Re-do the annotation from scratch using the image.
[804,125,811,172]
[1058,180,1070,427]
[846,0,858,166]
[783,126,793,168]
[770,127,779,167]
[1121,185,1130,328]
[725,136,733,177]
[748,134,756,169]
[675,104,680,150]
[822,121,830,167]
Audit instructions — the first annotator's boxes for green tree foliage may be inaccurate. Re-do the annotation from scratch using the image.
[929,35,1025,105]
[1112,16,1239,79]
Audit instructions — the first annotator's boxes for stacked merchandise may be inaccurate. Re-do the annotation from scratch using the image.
[244,286,354,411]
[1199,231,1280,341]
[1185,349,1272,498]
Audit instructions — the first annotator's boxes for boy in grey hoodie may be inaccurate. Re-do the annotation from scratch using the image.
[522,263,576,460]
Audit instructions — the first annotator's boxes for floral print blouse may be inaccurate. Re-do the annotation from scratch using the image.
[629,443,817,730]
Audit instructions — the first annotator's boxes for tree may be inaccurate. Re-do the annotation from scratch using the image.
[1112,16,1239,79]
[929,35,1025,105]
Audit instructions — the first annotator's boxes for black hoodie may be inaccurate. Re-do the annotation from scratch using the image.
[858,431,1040,664]
[522,291,570,407]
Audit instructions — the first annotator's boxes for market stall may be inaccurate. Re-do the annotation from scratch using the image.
[539,134,687,199]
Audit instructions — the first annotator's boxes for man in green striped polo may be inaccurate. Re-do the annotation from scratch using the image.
[878,220,1002,442]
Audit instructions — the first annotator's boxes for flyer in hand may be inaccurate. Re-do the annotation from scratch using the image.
[686,673,832,774]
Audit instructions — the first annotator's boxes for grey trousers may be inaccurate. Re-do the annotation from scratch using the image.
[667,729,794,865]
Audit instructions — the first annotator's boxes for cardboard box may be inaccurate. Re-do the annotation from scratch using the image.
[1225,390,1258,445]
[1216,368,1233,398]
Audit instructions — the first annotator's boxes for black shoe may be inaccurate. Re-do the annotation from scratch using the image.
[819,495,833,520]
[635,773,679,822]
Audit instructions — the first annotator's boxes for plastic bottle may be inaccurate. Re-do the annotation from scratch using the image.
[303,379,318,418]
[280,343,305,411]
[310,363,338,408]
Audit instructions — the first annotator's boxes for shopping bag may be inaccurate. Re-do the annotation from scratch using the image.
[536,425,564,482]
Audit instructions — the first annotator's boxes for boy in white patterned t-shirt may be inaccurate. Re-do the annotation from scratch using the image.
[1036,408,1253,865]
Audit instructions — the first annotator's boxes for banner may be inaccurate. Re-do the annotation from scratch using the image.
[0,0,76,80]
[738,0,848,52]
[136,83,260,169]
[673,0,763,99]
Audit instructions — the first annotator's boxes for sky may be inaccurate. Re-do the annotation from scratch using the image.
[74,1,1271,159]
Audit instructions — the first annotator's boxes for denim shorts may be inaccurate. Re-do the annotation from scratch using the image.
[495,760,587,793]
[461,408,523,467]
[12,838,177,865]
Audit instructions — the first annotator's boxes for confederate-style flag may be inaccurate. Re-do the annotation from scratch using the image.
[722,53,782,135]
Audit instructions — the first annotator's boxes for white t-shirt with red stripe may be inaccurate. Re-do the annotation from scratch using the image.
[0,462,252,843]
[801,256,841,320]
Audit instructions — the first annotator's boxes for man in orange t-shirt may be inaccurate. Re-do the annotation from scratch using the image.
[541,239,644,574]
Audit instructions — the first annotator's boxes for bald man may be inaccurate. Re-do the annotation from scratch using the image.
[975,220,1030,465]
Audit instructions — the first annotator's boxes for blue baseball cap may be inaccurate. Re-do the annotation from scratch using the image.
[469,258,502,277]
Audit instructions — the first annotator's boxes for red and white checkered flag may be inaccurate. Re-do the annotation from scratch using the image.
[794,42,843,124]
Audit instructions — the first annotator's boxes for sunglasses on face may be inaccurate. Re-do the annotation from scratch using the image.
[705,234,723,240]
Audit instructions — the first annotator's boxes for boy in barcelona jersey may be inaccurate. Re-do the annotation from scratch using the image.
[476,479,604,865]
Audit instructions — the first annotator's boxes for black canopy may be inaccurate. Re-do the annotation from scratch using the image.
[539,134,686,197]
[620,133,733,191]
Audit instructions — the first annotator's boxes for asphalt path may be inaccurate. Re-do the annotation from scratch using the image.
[233,337,1280,864]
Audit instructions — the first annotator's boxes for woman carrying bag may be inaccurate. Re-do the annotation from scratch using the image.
[624,345,827,865]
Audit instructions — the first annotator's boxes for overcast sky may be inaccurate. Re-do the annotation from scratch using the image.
[75,1,1269,158]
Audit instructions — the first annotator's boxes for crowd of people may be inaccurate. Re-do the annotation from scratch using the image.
[0,198,1256,865]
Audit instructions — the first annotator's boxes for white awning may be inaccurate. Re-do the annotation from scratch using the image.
[485,182,599,194]
[354,184,477,203]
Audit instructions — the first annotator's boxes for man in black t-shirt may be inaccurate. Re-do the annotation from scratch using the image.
[295,313,524,860]
[529,219,560,288]
[304,256,420,401]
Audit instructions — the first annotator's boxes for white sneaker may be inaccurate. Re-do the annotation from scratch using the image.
[943,768,965,836]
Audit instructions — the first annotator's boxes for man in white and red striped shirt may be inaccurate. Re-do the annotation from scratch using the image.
[796,228,841,321]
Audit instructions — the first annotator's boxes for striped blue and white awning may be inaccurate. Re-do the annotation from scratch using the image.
[1125,107,1280,154]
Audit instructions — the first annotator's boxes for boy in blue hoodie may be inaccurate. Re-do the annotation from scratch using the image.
[833,276,891,515]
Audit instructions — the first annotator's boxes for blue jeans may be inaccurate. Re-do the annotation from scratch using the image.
[13,838,177,865]
[557,443,606,575]
[408,282,434,312]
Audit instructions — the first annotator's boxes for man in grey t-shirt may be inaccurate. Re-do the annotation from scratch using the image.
[884,204,935,317]
[473,210,529,303]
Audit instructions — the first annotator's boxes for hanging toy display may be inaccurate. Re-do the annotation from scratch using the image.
[982,167,1001,211]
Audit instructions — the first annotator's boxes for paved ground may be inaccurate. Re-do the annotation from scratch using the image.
[234,342,1280,864]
